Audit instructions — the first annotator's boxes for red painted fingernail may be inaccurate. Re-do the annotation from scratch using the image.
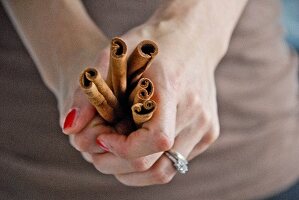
[63,108,77,130]
[96,139,109,152]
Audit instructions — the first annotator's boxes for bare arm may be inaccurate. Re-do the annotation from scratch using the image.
[2,0,108,110]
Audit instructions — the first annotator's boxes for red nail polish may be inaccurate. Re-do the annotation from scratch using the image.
[96,139,109,152]
[63,108,77,130]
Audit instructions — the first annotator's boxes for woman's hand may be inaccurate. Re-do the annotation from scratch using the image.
[62,30,219,186]
[61,0,247,186]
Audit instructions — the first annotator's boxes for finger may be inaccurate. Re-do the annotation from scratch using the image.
[71,116,116,153]
[188,127,219,160]
[91,152,162,174]
[96,93,177,159]
[173,114,210,152]
[175,93,203,134]
[62,47,111,135]
[62,88,97,135]
[114,115,212,186]
[187,108,220,160]
[115,155,176,186]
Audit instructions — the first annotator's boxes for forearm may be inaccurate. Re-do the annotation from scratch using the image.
[133,0,247,72]
[2,0,108,98]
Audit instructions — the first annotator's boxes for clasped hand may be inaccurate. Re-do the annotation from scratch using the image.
[61,28,219,186]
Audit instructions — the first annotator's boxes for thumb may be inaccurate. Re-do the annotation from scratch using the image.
[61,88,96,135]
[60,47,110,135]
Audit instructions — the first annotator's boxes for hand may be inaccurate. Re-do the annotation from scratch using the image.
[61,0,247,186]
[6,0,245,186]
[61,25,220,186]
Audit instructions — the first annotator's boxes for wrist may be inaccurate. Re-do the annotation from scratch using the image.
[129,0,247,73]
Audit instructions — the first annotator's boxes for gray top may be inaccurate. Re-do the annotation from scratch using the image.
[0,0,298,199]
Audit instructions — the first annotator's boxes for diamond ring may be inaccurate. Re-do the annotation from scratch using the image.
[164,150,188,174]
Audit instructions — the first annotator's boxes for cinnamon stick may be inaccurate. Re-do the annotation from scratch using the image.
[84,68,120,110]
[129,78,154,104]
[127,40,158,86]
[79,71,116,123]
[131,100,157,126]
[79,38,158,126]
[107,37,128,102]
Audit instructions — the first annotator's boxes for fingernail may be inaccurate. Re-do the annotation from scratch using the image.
[96,139,109,152]
[63,108,77,130]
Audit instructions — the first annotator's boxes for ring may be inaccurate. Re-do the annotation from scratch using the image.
[164,150,188,174]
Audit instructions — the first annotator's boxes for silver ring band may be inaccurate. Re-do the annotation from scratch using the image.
[164,150,188,174]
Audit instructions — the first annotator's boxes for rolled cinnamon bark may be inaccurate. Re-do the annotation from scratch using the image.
[131,100,157,126]
[84,68,120,110]
[129,78,154,104]
[127,40,158,86]
[79,71,116,123]
[107,37,128,102]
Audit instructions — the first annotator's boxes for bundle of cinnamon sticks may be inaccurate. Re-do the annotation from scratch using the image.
[79,37,158,127]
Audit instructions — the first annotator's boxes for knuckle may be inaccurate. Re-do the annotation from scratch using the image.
[131,158,151,172]
[154,132,174,152]
[201,110,212,127]
[206,117,220,144]
[203,127,220,146]
[210,126,220,143]
[116,146,130,159]
[187,94,202,109]
[152,168,174,184]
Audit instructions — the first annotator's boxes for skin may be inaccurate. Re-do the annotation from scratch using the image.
[3,0,247,186]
